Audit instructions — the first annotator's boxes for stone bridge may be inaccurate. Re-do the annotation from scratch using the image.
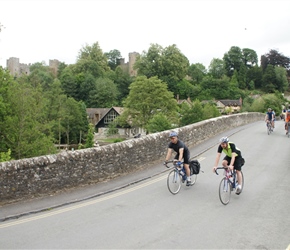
[0,112,264,204]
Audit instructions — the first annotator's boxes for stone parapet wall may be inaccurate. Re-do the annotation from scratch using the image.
[0,112,264,204]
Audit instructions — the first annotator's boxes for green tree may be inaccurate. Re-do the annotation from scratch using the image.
[208,58,225,79]
[176,79,195,99]
[59,65,79,100]
[60,98,88,145]
[146,113,172,133]
[85,123,95,148]
[88,77,119,108]
[4,81,56,159]
[188,63,206,83]
[114,66,133,103]
[246,65,263,89]
[202,102,220,119]
[180,100,203,126]
[134,43,189,94]
[122,76,178,130]
[261,49,290,75]
[75,42,111,78]
[223,46,243,77]
[262,64,276,93]
[242,48,258,68]
[104,49,122,71]
[28,62,55,90]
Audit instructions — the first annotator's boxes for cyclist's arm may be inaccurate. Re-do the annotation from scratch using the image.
[165,148,173,162]
[178,148,184,162]
[229,152,237,168]
[213,152,221,171]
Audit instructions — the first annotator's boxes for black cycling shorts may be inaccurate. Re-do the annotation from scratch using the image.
[223,155,242,171]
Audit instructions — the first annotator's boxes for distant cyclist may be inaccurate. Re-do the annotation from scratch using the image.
[285,106,290,135]
[212,137,243,194]
[265,108,275,130]
[165,131,191,186]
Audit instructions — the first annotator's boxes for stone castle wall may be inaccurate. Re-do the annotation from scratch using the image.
[0,113,264,204]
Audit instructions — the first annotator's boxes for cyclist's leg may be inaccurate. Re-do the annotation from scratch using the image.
[234,158,243,193]
[183,153,190,176]
[183,153,192,185]
[222,156,231,168]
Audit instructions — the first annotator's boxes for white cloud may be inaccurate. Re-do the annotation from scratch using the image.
[0,0,290,68]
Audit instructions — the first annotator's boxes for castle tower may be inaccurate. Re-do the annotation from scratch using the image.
[128,52,139,77]
[49,59,60,77]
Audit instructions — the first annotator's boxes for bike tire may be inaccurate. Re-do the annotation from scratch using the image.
[288,125,290,138]
[190,174,197,185]
[219,177,231,205]
[167,169,182,195]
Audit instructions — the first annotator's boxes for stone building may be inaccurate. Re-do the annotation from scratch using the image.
[119,52,139,76]
[6,57,31,77]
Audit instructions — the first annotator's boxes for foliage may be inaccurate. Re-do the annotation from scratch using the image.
[88,77,119,108]
[134,43,189,94]
[122,76,178,130]
[85,123,95,148]
[247,93,285,113]
[179,100,204,126]
[3,80,56,159]
[0,149,12,162]
[146,113,172,133]
[75,42,111,78]
[208,58,225,79]
[104,49,122,71]
[106,122,119,136]
[261,49,290,75]
[188,63,206,83]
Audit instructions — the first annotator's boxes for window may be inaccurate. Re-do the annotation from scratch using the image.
[104,110,118,124]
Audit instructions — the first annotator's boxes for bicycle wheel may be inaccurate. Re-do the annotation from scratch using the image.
[219,177,231,205]
[190,174,197,185]
[288,124,290,138]
[267,124,271,135]
[167,169,182,194]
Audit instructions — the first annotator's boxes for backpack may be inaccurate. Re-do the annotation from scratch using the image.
[241,157,245,166]
[190,160,201,175]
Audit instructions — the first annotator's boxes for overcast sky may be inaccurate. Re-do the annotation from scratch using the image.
[0,0,290,69]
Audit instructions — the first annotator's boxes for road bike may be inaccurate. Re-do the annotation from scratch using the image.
[214,167,244,205]
[266,120,273,135]
[164,160,197,195]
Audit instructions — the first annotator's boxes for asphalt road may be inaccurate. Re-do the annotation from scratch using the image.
[0,120,289,249]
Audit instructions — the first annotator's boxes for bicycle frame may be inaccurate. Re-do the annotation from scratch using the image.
[216,167,237,190]
[215,167,244,205]
[164,160,197,194]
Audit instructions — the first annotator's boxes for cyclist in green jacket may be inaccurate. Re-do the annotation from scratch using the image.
[212,137,243,194]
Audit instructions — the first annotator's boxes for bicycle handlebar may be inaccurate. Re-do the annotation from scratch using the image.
[163,160,184,169]
[214,167,232,175]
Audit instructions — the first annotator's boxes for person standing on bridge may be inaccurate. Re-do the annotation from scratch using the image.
[212,137,244,194]
[164,131,191,186]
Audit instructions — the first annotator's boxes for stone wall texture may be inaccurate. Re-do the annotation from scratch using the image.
[0,112,264,204]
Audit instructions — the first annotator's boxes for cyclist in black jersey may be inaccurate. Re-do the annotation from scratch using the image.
[165,131,191,186]
[212,137,243,194]
[265,107,275,130]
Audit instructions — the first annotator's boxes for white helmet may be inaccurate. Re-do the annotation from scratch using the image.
[219,137,229,143]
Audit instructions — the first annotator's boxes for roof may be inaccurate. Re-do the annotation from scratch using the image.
[86,107,124,120]
[217,99,242,106]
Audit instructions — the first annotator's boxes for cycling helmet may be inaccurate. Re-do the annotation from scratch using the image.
[169,131,178,137]
[268,108,271,111]
[219,136,229,143]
